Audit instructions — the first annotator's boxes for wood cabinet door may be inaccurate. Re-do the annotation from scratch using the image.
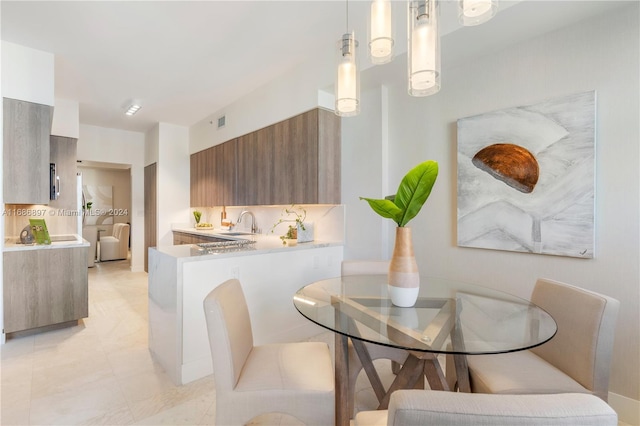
[317,108,341,204]
[236,126,275,205]
[145,162,157,272]
[3,248,88,334]
[211,142,238,206]
[49,136,78,210]
[190,151,206,207]
[3,98,53,204]
[221,140,237,206]
[273,109,318,204]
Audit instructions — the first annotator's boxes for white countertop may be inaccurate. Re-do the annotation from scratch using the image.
[157,227,342,260]
[3,234,89,252]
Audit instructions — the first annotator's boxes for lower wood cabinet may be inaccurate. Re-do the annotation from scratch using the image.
[173,231,229,245]
[3,246,88,334]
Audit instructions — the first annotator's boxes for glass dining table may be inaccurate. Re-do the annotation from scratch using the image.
[293,275,557,425]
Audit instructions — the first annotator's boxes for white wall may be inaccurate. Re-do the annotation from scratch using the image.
[51,98,80,138]
[78,124,145,272]
[344,3,639,413]
[341,85,392,260]
[1,41,54,106]
[189,47,335,154]
[155,123,190,246]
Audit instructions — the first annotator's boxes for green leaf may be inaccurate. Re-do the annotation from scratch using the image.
[395,161,438,226]
[360,160,438,228]
[359,197,403,226]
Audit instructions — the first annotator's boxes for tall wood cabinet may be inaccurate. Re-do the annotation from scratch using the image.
[190,108,340,207]
[3,97,54,204]
[49,135,78,210]
[144,163,157,273]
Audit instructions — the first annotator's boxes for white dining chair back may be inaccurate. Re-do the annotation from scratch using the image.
[467,278,620,401]
[203,278,335,425]
[354,390,618,426]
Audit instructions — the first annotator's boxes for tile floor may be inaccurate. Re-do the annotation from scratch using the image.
[0,258,630,425]
[1,258,217,425]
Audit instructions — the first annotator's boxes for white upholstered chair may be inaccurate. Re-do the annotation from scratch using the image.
[354,390,618,426]
[99,223,130,261]
[464,278,620,402]
[341,260,410,417]
[203,279,334,425]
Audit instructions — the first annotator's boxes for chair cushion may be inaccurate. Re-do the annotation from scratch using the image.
[236,342,334,392]
[386,390,617,426]
[468,350,590,395]
[355,410,388,426]
[220,341,335,425]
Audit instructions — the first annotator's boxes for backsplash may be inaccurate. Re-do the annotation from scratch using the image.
[183,204,345,243]
[3,204,80,238]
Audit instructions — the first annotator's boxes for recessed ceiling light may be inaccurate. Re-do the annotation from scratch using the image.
[125,103,141,116]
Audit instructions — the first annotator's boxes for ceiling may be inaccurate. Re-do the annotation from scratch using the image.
[1,1,630,134]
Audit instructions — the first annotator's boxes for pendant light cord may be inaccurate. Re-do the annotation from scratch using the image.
[346,0,349,32]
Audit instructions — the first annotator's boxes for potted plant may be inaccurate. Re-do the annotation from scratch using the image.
[271,204,311,245]
[360,160,438,307]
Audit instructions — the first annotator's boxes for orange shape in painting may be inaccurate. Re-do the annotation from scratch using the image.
[472,143,539,193]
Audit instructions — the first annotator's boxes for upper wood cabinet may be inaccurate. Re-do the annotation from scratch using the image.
[3,98,54,204]
[191,141,236,207]
[236,125,274,206]
[190,108,340,207]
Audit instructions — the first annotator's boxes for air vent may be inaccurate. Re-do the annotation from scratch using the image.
[217,115,226,129]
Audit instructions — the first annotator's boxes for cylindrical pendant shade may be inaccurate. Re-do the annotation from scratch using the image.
[458,0,498,26]
[408,0,440,97]
[369,0,394,64]
[335,32,360,117]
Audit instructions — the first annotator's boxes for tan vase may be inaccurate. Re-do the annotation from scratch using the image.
[388,227,420,307]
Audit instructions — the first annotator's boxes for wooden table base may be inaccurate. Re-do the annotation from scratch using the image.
[335,333,470,425]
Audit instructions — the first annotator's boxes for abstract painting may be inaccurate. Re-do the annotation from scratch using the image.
[457,91,596,258]
[83,185,114,226]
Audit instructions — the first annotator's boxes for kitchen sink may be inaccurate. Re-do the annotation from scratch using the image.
[221,232,254,236]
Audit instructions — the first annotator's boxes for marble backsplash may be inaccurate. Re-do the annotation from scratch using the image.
[183,204,346,243]
[3,204,81,238]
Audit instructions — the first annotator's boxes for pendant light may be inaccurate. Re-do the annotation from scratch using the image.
[458,0,498,26]
[335,0,360,117]
[408,0,440,97]
[368,0,394,64]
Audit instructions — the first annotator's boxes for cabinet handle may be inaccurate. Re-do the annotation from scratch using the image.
[56,175,61,198]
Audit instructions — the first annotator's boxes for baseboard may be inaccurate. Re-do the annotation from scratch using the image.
[609,392,640,425]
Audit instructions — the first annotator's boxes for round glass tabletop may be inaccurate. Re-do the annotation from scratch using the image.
[293,275,557,355]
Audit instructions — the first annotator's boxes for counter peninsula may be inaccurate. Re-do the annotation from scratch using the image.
[148,232,343,385]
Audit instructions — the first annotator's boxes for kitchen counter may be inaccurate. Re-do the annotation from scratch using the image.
[150,228,344,385]
[165,227,341,260]
[3,234,89,252]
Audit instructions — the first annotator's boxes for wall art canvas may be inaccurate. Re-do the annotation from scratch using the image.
[83,185,114,225]
[457,90,595,258]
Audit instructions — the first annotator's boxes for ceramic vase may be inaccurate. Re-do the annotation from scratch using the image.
[388,227,420,307]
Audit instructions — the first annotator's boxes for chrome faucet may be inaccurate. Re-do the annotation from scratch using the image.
[237,210,257,233]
